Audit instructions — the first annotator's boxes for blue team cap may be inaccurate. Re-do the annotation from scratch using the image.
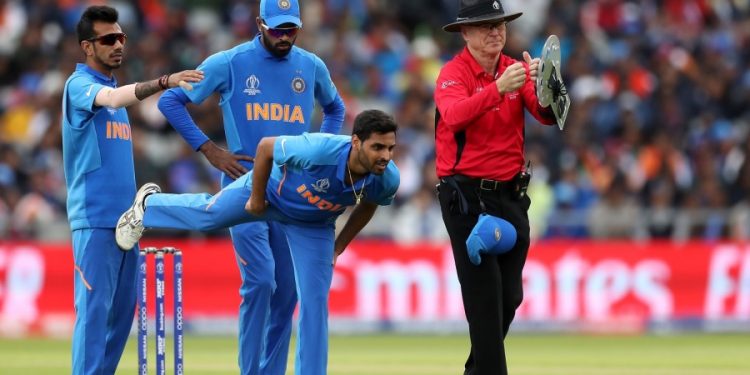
[260,0,302,28]
[466,214,517,265]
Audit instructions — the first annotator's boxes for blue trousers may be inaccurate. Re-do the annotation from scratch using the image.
[230,221,296,375]
[143,173,335,375]
[71,228,138,375]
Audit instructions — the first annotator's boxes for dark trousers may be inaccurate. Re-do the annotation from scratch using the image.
[438,176,531,375]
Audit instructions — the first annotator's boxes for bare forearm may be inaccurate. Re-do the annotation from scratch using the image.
[134,79,164,100]
[250,137,276,203]
[335,202,378,254]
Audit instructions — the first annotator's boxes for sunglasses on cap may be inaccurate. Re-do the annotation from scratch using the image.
[260,23,299,39]
[87,33,127,46]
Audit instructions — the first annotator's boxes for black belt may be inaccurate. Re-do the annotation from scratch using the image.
[447,174,514,191]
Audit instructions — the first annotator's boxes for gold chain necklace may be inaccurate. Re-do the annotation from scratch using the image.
[347,164,366,205]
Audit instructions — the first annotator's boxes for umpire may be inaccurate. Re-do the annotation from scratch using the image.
[434,1,557,374]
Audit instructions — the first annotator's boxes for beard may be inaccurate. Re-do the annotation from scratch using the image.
[93,48,123,70]
[261,35,294,58]
[357,148,387,175]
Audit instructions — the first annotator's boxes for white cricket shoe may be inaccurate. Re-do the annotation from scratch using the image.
[116,182,161,250]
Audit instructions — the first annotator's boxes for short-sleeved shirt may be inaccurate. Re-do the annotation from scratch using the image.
[266,133,399,225]
[184,35,341,187]
[62,63,136,230]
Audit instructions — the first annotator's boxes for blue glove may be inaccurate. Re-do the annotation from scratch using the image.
[465,214,517,266]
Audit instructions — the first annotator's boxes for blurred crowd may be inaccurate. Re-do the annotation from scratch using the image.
[1,0,750,243]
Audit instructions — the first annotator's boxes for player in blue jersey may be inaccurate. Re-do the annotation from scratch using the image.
[116,109,398,375]
[62,5,203,374]
[156,0,344,373]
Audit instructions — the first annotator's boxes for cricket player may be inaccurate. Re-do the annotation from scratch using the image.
[116,109,399,375]
[62,5,202,374]
[156,0,344,372]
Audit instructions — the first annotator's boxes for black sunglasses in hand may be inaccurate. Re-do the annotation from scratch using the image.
[87,33,127,46]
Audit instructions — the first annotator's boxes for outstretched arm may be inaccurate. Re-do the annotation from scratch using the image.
[93,70,204,109]
[333,201,378,265]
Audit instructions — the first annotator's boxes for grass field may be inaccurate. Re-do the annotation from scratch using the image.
[1,333,748,374]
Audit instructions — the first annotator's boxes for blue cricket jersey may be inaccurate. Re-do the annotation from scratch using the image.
[179,35,344,187]
[62,63,136,230]
[267,133,400,224]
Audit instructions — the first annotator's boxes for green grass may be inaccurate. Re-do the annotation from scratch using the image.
[1,333,748,374]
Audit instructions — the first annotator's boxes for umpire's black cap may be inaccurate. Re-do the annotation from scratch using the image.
[443,0,522,32]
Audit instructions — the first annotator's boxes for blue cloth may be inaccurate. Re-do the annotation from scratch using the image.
[157,36,344,375]
[143,134,399,229]
[466,214,518,266]
[231,220,296,375]
[281,222,334,375]
[158,35,344,177]
[142,133,399,375]
[62,63,138,374]
[260,0,302,27]
[268,133,398,223]
[71,229,138,374]
[62,63,136,230]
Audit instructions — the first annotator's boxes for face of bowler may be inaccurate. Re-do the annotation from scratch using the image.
[351,132,397,175]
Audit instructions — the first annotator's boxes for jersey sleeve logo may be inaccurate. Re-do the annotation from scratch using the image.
[441,80,457,89]
[244,75,261,95]
[86,85,94,97]
[291,77,306,93]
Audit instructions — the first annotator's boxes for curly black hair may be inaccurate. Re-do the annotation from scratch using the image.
[76,6,119,43]
[352,109,398,141]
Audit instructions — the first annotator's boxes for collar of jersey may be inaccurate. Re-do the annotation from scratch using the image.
[76,63,117,85]
[253,35,292,61]
[460,47,504,79]
[336,142,372,190]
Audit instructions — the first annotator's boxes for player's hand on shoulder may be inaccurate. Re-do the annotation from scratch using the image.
[199,141,253,179]
[168,70,205,91]
[495,62,526,94]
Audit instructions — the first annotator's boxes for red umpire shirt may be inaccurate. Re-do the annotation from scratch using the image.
[434,47,556,181]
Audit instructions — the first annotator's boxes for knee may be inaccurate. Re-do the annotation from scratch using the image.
[239,268,276,297]
[198,210,224,231]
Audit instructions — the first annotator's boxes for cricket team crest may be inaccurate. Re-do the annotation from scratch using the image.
[292,77,306,93]
[278,0,291,10]
[244,75,261,95]
[311,178,330,193]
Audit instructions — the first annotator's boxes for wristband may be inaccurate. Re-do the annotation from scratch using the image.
[158,74,170,90]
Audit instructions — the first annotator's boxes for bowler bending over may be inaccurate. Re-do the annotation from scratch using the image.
[116,109,399,375]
